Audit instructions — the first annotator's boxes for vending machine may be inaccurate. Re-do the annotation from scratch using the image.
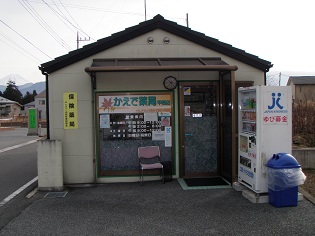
[238,86,292,193]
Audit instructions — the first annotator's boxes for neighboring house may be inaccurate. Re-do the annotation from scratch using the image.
[34,90,46,120]
[39,15,273,185]
[287,76,315,106]
[23,101,35,109]
[21,91,47,119]
[22,101,35,117]
[0,96,22,117]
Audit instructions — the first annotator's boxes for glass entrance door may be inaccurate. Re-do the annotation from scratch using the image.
[180,82,219,177]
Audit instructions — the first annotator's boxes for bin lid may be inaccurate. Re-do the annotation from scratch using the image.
[266,153,301,169]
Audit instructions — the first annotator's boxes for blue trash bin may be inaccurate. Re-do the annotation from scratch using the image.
[266,153,306,208]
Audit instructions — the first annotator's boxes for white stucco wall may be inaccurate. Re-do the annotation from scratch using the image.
[48,29,267,184]
[48,73,95,183]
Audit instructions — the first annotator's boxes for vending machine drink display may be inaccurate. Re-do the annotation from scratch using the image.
[238,86,292,193]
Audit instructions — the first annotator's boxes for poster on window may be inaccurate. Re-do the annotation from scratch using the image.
[165,127,172,147]
[100,114,110,128]
[161,116,170,126]
[98,93,172,141]
[98,94,171,114]
[184,87,191,95]
[184,106,191,117]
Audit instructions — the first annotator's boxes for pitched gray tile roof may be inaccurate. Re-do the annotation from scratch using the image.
[35,90,46,98]
[287,76,315,85]
[0,96,15,104]
[39,15,272,74]
[0,96,21,106]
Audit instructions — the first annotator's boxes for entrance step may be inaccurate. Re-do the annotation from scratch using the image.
[232,182,248,191]
[242,190,269,204]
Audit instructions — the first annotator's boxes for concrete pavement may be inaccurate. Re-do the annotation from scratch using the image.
[1,181,315,235]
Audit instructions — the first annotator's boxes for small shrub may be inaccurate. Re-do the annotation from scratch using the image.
[293,102,315,147]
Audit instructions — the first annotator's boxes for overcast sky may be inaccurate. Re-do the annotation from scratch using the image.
[1,0,314,85]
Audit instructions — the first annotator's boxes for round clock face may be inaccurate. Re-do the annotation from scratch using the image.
[163,76,177,90]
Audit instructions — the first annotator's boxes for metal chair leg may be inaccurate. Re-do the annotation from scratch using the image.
[140,168,143,186]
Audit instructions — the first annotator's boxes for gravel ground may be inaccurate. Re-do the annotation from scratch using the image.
[301,169,315,198]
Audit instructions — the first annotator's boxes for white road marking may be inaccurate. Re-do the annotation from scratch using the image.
[0,177,38,207]
[0,138,42,206]
[0,139,39,154]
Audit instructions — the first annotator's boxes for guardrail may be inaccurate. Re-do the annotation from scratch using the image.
[0,118,13,121]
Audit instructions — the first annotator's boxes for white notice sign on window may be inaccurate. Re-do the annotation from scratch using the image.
[165,126,172,147]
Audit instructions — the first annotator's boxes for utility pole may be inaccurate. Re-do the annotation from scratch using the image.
[186,13,189,27]
[144,0,147,21]
[279,72,281,86]
[77,31,90,49]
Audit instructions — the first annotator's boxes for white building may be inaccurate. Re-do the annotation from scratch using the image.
[38,15,272,186]
[34,90,46,120]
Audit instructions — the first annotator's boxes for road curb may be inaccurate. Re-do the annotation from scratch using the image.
[299,186,315,205]
[0,127,15,131]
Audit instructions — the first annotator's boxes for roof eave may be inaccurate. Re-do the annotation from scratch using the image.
[40,15,272,74]
[85,65,238,73]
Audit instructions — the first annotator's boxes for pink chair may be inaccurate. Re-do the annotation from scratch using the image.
[138,146,164,185]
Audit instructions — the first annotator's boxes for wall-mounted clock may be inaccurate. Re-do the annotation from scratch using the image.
[163,76,177,90]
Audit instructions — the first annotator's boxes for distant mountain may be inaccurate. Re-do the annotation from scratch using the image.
[0,74,45,96]
[0,74,31,86]
[20,82,45,95]
[0,82,45,96]
[19,83,34,90]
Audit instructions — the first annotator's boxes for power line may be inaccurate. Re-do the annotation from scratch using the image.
[28,0,186,21]
[18,0,72,51]
[0,31,42,63]
[29,0,144,16]
[40,0,94,46]
[26,0,73,50]
[21,0,187,51]
[27,0,187,44]
[41,0,77,34]
[47,0,78,35]
[0,19,52,59]
[57,0,93,40]
[37,0,95,48]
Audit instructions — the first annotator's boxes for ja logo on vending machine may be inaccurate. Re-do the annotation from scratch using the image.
[263,90,288,125]
[267,92,284,110]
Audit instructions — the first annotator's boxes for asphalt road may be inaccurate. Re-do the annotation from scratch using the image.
[0,143,37,200]
[0,128,41,149]
[0,128,44,230]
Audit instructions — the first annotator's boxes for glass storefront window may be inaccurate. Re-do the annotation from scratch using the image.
[97,92,173,176]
